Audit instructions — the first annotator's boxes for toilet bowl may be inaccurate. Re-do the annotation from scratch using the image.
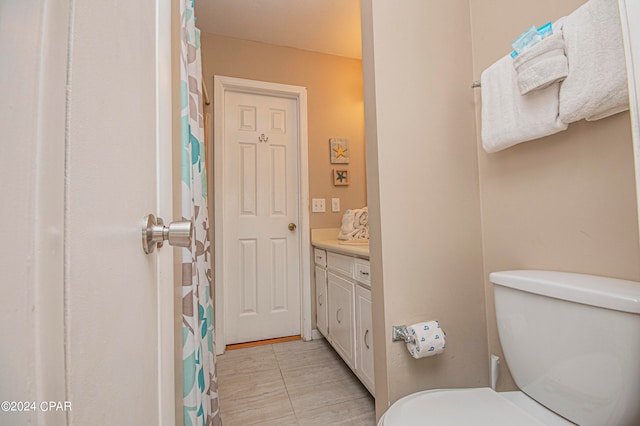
[378,388,572,425]
[379,270,640,426]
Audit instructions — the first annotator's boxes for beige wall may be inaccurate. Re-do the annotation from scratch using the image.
[469,0,640,390]
[200,33,367,229]
[362,0,489,418]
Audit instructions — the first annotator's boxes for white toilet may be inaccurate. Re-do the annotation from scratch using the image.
[379,270,640,425]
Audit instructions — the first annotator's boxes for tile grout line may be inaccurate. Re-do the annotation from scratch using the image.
[274,344,301,425]
[276,340,371,423]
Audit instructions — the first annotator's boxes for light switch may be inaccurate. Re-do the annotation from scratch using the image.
[312,198,326,213]
[331,198,340,212]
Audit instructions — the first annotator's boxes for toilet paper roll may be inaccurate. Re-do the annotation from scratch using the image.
[406,321,446,359]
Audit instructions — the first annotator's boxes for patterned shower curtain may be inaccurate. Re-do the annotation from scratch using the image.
[180,1,221,425]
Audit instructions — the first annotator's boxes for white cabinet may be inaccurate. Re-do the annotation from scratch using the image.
[312,245,374,396]
[314,247,327,268]
[354,258,371,286]
[315,265,328,337]
[355,285,374,394]
[327,271,356,369]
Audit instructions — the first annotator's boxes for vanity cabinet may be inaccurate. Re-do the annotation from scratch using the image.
[327,271,356,369]
[314,248,329,337]
[313,246,374,395]
[315,265,328,337]
[355,284,374,393]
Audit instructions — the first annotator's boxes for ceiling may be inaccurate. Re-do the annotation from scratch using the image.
[195,0,362,59]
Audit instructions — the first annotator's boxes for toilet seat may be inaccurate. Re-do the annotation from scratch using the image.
[378,387,572,426]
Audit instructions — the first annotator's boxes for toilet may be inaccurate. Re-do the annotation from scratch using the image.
[379,270,640,425]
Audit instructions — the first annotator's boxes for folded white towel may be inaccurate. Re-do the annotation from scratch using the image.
[514,29,568,95]
[481,55,568,154]
[559,0,628,122]
[338,207,369,240]
[353,206,368,228]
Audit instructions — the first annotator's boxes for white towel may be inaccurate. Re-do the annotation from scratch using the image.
[353,206,368,228]
[559,0,628,122]
[513,27,568,95]
[481,55,568,154]
[338,207,369,240]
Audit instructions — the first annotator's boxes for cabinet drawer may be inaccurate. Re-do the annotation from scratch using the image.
[354,259,370,286]
[327,252,354,277]
[314,248,327,268]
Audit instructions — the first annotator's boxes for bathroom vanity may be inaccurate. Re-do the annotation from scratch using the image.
[311,229,374,395]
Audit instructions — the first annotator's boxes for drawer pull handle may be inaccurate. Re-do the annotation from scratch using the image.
[360,271,370,276]
[318,294,323,306]
[364,329,370,349]
[337,308,343,324]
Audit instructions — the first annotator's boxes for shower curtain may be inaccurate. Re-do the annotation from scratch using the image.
[180,1,221,425]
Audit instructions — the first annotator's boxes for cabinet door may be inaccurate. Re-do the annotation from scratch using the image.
[355,285,375,395]
[315,265,328,337]
[327,271,355,369]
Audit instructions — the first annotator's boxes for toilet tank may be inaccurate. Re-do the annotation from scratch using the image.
[491,270,640,426]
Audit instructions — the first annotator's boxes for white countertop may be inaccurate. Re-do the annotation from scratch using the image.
[311,228,370,259]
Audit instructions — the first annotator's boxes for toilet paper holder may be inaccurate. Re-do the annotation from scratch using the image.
[392,325,416,345]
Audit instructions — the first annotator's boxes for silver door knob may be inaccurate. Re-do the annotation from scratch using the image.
[142,214,192,254]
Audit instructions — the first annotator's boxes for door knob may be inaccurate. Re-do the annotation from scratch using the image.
[288,223,297,231]
[142,214,192,254]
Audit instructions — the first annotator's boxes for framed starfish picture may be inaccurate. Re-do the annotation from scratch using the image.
[333,168,349,186]
[330,138,349,164]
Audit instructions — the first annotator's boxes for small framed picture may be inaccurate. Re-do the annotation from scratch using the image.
[330,138,349,164]
[333,168,349,186]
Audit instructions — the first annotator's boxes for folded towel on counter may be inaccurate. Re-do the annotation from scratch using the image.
[338,207,369,240]
[354,206,368,228]
[513,20,567,95]
[559,0,628,122]
[481,55,567,154]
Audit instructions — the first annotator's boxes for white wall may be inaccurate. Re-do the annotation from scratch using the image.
[0,1,67,424]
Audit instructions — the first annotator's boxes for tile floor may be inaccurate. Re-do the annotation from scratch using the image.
[216,338,376,425]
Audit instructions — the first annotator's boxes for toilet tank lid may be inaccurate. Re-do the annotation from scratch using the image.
[490,270,640,314]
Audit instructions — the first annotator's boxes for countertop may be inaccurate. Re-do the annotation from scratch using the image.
[311,228,369,259]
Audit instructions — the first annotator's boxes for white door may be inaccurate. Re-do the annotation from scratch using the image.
[223,90,301,344]
[0,1,175,424]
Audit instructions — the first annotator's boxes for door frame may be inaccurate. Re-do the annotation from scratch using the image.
[618,0,640,241]
[213,75,312,353]
[156,0,175,422]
